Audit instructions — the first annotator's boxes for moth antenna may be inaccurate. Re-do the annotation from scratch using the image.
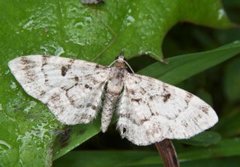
[123,59,135,74]
[108,59,118,68]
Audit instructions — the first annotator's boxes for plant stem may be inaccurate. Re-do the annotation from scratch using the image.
[155,139,180,167]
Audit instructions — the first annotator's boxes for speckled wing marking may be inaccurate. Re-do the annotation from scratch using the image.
[8,55,109,124]
[117,73,218,146]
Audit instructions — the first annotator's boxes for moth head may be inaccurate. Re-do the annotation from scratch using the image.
[115,51,126,62]
[113,53,134,73]
[114,52,128,69]
[116,55,125,63]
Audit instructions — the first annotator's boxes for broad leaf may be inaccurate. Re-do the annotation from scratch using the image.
[0,0,236,166]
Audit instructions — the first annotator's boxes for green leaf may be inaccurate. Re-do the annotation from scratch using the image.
[216,107,240,137]
[138,41,240,84]
[0,0,233,64]
[54,138,240,167]
[53,121,101,160]
[223,57,240,102]
[179,131,221,147]
[179,138,240,161]
[181,157,240,167]
[2,42,239,167]
[0,0,236,166]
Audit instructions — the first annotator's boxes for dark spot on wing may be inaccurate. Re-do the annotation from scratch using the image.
[65,91,75,106]
[131,98,142,103]
[25,70,36,82]
[91,105,97,110]
[185,92,193,105]
[74,76,79,82]
[45,78,49,84]
[187,92,193,98]
[51,93,61,102]
[146,103,155,116]
[42,56,48,66]
[20,57,32,65]
[61,59,74,77]
[161,83,171,102]
[201,106,209,114]
[20,57,27,64]
[149,95,155,100]
[140,87,147,94]
[163,83,169,90]
[95,64,101,69]
[20,57,37,72]
[163,93,171,102]
[22,64,35,71]
[85,84,92,90]
[69,59,75,64]
[139,118,149,124]
[130,90,135,95]
[122,127,126,133]
[39,91,46,97]
[126,88,135,95]
[78,104,83,108]
[79,113,89,120]
[86,103,97,110]
[61,66,68,76]
[183,122,189,127]
[41,56,49,84]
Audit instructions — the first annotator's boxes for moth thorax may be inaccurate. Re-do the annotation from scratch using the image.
[114,61,126,69]
[107,68,124,95]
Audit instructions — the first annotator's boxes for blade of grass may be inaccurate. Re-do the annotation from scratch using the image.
[54,138,240,167]
[138,41,240,85]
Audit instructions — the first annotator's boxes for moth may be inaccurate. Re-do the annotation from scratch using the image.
[8,55,218,146]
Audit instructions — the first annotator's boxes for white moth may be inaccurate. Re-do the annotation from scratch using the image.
[8,55,218,146]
